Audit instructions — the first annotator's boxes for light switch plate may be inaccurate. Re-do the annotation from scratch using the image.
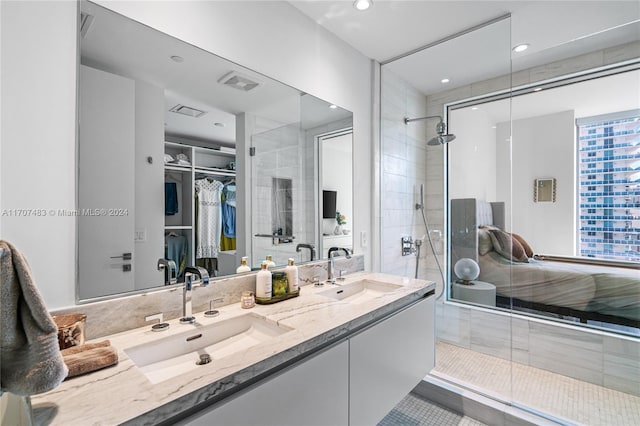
[134,229,146,242]
[360,231,367,247]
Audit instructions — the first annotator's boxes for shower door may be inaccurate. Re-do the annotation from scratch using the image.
[380,13,516,409]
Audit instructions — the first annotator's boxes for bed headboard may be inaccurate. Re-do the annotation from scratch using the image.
[450,198,505,273]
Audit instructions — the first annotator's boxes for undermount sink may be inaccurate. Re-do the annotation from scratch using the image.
[319,279,402,304]
[125,313,292,384]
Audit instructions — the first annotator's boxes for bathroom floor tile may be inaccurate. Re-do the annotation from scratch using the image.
[378,392,487,426]
[433,342,640,426]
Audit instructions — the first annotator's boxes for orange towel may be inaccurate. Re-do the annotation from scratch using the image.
[61,340,118,379]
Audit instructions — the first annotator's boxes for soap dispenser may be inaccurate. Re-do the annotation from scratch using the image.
[236,256,251,273]
[256,261,272,299]
[285,258,299,293]
[265,255,276,269]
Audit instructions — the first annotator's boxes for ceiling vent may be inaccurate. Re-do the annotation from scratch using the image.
[169,104,207,118]
[218,71,262,92]
[80,12,95,38]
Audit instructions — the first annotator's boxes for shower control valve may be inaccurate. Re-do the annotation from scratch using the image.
[401,236,416,256]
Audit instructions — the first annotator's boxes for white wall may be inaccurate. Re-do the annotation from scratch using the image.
[322,133,353,235]
[496,110,576,255]
[448,108,498,201]
[134,79,165,290]
[1,1,372,309]
[1,1,78,308]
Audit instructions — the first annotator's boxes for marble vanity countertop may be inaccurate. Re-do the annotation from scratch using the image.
[32,272,434,426]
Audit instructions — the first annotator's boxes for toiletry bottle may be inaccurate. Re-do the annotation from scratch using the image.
[236,256,251,273]
[285,258,299,293]
[265,255,276,269]
[255,262,272,299]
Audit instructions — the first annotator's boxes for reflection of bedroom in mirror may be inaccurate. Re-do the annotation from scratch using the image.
[448,66,640,333]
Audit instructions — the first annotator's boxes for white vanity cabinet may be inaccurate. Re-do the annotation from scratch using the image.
[176,295,434,426]
[177,340,350,426]
[349,297,435,426]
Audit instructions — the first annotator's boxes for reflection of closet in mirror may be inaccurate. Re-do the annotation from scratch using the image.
[77,1,354,301]
[164,142,236,281]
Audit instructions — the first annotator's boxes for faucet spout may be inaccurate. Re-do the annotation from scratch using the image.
[157,258,177,285]
[296,243,315,261]
[327,247,351,284]
[180,266,211,324]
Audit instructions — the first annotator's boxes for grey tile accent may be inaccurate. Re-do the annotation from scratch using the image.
[603,334,640,396]
[436,303,471,347]
[470,310,512,361]
[528,322,604,385]
[511,317,530,365]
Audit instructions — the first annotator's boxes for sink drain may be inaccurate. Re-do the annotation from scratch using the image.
[196,354,212,365]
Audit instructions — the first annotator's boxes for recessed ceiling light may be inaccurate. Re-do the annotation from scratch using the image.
[512,43,529,53]
[491,126,497,129]
[214,122,225,127]
[533,87,542,92]
[471,107,479,111]
[354,0,372,11]
[170,55,184,63]
[329,104,338,109]
[441,78,450,84]
[169,104,206,118]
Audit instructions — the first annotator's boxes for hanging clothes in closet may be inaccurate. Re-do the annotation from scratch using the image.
[165,181,179,215]
[165,232,187,279]
[221,181,236,251]
[195,178,223,276]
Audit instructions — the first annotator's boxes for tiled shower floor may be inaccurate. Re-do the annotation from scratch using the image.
[433,342,640,426]
[378,392,487,426]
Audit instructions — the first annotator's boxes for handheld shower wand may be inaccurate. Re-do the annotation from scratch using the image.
[416,184,424,210]
[415,184,446,297]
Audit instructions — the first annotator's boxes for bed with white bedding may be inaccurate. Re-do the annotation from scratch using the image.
[451,198,640,328]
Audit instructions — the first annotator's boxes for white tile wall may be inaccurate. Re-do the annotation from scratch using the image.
[380,68,438,281]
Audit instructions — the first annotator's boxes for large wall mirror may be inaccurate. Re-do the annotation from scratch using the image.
[77,1,353,301]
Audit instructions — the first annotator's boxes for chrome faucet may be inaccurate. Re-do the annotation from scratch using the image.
[157,258,177,285]
[327,247,351,284]
[180,266,210,324]
[296,243,315,261]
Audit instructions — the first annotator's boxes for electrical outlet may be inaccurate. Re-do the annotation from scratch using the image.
[360,231,367,247]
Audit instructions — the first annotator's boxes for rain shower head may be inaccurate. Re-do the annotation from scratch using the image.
[404,115,456,146]
[427,133,456,146]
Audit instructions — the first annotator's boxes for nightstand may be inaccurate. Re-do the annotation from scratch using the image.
[451,280,496,307]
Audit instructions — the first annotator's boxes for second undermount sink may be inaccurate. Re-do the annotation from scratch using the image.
[319,279,402,304]
[124,313,292,384]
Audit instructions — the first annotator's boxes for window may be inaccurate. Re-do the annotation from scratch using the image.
[577,111,640,261]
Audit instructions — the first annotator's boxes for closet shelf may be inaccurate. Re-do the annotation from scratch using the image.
[194,166,236,177]
[165,225,193,230]
[194,146,236,158]
[165,164,192,172]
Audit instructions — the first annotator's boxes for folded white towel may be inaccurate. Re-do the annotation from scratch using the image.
[0,240,68,396]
